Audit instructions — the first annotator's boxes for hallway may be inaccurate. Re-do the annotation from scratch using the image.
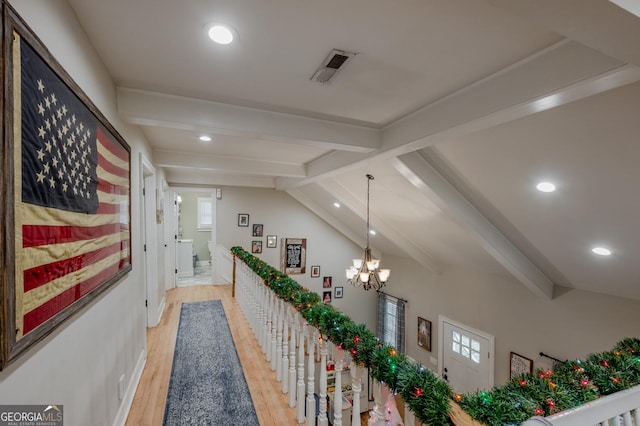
[126,285,372,425]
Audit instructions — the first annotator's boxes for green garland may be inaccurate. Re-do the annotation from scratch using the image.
[231,246,640,426]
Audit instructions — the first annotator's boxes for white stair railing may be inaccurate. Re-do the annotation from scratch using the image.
[522,384,640,426]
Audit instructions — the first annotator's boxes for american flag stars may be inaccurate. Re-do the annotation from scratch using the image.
[32,78,95,199]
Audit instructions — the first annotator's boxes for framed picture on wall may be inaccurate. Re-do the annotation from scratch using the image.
[310,266,320,277]
[280,238,306,274]
[322,291,332,304]
[252,223,263,237]
[238,213,249,227]
[251,240,263,254]
[323,276,332,288]
[418,317,432,351]
[510,352,533,379]
[266,235,277,248]
[334,287,343,298]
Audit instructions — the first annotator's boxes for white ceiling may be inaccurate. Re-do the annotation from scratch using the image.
[67,0,640,300]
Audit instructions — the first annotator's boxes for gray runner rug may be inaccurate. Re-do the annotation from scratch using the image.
[163,300,259,425]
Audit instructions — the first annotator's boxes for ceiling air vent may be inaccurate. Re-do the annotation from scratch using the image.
[310,49,357,83]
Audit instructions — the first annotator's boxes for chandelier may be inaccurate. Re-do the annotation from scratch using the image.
[346,174,390,291]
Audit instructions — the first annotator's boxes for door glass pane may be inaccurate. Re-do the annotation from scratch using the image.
[471,339,480,351]
[452,331,460,342]
[461,346,470,358]
[452,342,460,353]
[461,335,470,347]
[471,350,480,364]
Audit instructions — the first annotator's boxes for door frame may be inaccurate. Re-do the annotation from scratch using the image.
[437,315,495,390]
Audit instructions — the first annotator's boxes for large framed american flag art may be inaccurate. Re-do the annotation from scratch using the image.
[0,5,132,369]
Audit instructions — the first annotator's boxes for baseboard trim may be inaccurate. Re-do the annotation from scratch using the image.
[113,348,147,426]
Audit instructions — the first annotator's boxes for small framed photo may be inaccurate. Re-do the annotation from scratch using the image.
[251,240,262,254]
[252,224,264,237]
[322,291,332,304]
[322,276,332,288]
[510,352,533,379]
[238,214,249,227]
[334,287,343,299]
[266,235,277,248]
[417,317,432,352]
[311,265,320,277]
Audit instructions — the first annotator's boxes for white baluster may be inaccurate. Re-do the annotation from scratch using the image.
[276,299,283,379]
[350,358,362,426]
[623,411,632,425]
[333,348,344,426]
[297,321,307,423]
[318,338,329,426]
[282,307,289,393]
[307,328,317,426]
[289,312,298,408]
[403,401,415,426]
[373,379,385,426]
[260,285,268,351]
[265,292,272,358]
[634,406,640,424]
[270,295,278,370]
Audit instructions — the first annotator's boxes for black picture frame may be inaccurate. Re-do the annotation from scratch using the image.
[323,276,332,288]
[251,240,263,254]
[266,235,277,248]
[252,223,263,237]
[334,287,343,298]
[310,265,320,277]
[238,213,249,227]
[322,291,332,304]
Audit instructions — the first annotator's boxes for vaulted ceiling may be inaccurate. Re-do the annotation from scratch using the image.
[67,0,640,301]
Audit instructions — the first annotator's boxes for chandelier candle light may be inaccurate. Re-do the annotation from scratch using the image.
[346,174,390,290]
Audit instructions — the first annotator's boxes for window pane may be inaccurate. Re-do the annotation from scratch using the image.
[471,339,480,351]
[471,351,480,364]
[461,335,470,347]
[452,331,460,343]
[461,346,470,358]
[452,342,460,353]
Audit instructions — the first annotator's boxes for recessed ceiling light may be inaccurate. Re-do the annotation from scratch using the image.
[592,247,612,256]
[369,230,376,236]
[207,24,235,45]
[333,202,341,208]
[536,182,556,193]
[199,135,212,142]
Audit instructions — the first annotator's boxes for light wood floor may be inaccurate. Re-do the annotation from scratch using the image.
[125,284,373,425]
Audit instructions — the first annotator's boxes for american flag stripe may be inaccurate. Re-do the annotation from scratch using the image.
[22,251,128,314]
[97,180,128,196]
[97,127,128,163]
[23,258,128,335]
[22,223,127,248]
[96,190,127,206]
[23,241,127,291]
[98,152,128,178]
[97,167,128,188]
[22,203,124,227]
[21,231,128,269]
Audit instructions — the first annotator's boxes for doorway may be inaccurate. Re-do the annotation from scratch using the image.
[438,316,494,394]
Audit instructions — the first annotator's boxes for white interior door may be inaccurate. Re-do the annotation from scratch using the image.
[440,317,494,394]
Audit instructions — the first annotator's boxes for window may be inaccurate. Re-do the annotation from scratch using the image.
[376,292,406,354]
[197,197,212,230]
[451,330,481,364]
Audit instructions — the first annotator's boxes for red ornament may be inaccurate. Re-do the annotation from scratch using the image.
[535,408,544,416]
[351,349,357,355]
[613,377,620,383]
[414,388,423,397]
[354,336,360,343]
[603,360,609,367]
[547,399,555,407]
[581,379,589,387]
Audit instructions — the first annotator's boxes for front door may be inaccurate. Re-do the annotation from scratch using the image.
[440,317,494,394]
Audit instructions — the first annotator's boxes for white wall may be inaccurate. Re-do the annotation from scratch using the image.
[217,186,378,329]
[383,254,640,386]
[0,1,153,425]
[178,192,213,262]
